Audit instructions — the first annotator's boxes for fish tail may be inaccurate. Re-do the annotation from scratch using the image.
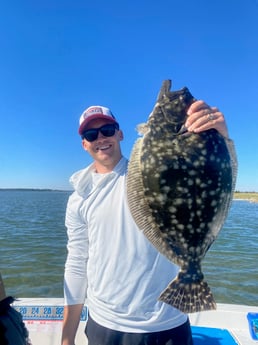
[158,277,216,313]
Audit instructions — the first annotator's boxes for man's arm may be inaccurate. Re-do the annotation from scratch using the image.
[61,192,89,345]
[61,304,84,345]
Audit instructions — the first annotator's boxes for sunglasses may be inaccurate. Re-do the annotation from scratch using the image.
[81,123,119,142]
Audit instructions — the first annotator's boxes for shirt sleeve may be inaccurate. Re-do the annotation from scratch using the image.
[63,192,89,305]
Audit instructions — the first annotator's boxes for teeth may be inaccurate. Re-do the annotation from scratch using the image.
[97,145,111,150]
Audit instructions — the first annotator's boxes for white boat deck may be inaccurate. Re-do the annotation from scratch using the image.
[13,298,258,345]
[189,303,258,345]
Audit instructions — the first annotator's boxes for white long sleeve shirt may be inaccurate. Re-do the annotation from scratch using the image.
[64,156,187,332]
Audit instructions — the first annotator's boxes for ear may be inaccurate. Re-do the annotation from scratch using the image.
[118,130,124,141]
[82,139,88,151]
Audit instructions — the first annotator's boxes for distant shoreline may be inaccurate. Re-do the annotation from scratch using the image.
[234,192,258,203]
[0,188,71,192]
[1,189,257,202]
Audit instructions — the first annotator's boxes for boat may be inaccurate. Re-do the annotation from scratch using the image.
[11,298,258,345]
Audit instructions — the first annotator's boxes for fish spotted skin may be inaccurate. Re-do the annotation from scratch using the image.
[127,80,234,313]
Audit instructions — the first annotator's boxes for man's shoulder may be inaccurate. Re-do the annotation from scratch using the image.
[68,164,94,195]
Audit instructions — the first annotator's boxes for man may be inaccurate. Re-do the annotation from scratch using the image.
[61,101,236,345]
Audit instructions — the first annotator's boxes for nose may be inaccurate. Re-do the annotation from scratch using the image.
[96,130,105,140]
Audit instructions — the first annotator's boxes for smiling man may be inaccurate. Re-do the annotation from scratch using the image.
[61,103,235,345]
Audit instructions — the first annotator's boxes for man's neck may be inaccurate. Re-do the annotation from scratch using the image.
[94,155,122,174]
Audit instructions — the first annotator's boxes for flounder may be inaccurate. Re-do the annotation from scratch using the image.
[127,80,236,313]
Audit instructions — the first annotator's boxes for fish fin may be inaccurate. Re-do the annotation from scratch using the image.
[158,277,216,313]
[127,138,179,264]
[136,123,149,135]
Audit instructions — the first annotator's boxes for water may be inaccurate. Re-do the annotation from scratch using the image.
[0,190,70,298]
[203,199,258,306]
[0,190,257,306]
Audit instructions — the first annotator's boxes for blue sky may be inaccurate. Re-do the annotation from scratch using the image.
[0,0,257,191]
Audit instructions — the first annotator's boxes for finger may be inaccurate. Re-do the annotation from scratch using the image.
[186,106,212,128]
[187,100,209,115]
[189,110,228,137]
[187,107,220,129]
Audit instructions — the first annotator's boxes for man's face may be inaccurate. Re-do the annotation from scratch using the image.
[81,119,123,172]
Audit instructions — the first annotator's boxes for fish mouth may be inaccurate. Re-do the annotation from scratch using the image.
[177,124,189,135]
[178,125,193,138]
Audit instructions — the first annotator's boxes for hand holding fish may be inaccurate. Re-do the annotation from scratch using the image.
[185,100,229,138]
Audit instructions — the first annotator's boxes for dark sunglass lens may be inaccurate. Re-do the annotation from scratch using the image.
[100,125,116,137]
[83,129,98,142]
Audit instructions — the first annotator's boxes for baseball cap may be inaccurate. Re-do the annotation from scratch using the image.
[78,105,117,135]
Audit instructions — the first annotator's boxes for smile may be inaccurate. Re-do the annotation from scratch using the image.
[96,144,112,151]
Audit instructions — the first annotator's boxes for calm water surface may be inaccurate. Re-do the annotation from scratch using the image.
[0,190,257,306]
